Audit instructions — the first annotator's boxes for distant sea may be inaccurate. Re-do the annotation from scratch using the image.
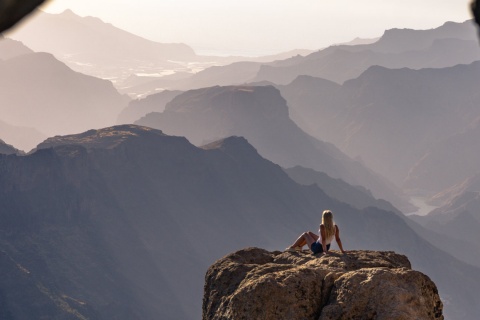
[193,47,278,57]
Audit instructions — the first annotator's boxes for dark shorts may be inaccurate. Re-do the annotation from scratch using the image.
[311,242,330,254]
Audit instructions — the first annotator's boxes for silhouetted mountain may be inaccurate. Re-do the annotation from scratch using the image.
[0,125,478,319]
[117,90,182,124]
[0,52,129,136]
[0,37,32,60]
[0,119,46,152]
[135,85,411,211]
[284,166,400,214]
[253,20,480,84]
[279,62,480,193]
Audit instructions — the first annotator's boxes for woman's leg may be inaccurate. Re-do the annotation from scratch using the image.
[288,231,318,249]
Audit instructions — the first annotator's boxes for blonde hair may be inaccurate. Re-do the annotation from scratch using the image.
[322,210,336,240]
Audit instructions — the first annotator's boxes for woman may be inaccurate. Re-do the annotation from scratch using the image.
[286,210,346,254]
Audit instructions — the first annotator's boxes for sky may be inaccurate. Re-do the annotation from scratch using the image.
[41,0,473,56]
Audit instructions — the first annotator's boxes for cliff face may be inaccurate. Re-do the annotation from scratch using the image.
[203,248,443,320]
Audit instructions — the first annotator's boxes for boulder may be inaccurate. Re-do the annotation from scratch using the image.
[203,247,443,320]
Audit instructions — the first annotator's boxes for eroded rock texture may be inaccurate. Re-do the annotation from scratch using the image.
[203,248,443,320]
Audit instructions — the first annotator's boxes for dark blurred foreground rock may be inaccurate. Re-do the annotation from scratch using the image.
[0,0,45,33]
[473,0,480,28]
[203,247,443,320]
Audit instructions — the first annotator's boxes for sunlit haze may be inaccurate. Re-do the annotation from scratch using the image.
[40,0,473,56]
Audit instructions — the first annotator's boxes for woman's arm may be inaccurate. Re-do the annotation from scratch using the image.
[335,225,346,254]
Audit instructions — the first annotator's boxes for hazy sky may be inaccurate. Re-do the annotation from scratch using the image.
[41,0,473,56]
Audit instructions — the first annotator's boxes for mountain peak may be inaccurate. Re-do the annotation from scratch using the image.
[60,9,76,16]
[35,125,165,151]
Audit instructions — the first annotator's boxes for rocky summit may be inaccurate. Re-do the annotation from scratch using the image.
[203,248,443,320]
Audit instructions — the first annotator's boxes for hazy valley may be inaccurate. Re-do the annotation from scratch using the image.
[1,7,480,320]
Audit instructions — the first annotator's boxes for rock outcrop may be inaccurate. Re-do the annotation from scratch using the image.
[203,248,443,320]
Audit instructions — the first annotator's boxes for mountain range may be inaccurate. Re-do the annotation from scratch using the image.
[6,10,315,98]
[119,19,479,96]
[10,11,478,100]
[278,61,480,195]
[0,125,478,319]
[134,85,412,211]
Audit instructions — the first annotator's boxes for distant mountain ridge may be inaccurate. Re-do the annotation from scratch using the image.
[253,20,479,85]
[9,9,196,61]
[6,10,316,98]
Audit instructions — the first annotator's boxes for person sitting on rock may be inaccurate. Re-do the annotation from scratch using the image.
[286,210,346,254]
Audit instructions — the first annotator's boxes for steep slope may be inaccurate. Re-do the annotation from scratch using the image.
[280,62,480,192]
[429,172,480,206]
[117,90,183,124]
[0,125,478,319]
[135,85,411,211]
[0,139,20,155]
[0,37,33,60]
[0,52,130,136]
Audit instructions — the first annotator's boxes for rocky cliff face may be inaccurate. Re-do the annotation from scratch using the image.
[203,248,443,320]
